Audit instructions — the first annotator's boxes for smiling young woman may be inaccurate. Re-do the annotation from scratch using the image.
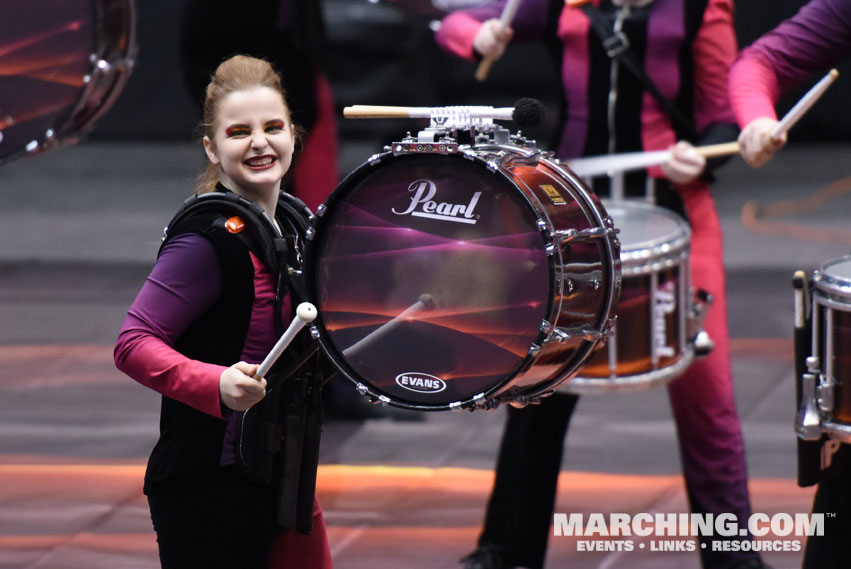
[203,86,297,216]
[114,55,332,569]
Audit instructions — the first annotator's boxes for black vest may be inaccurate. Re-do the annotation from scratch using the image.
[143,185,312,492]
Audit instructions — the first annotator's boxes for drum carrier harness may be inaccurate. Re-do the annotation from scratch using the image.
[161,184,326,534]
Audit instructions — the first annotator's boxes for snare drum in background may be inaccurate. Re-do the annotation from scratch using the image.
[305,142,620,411]
[796,255,851,442]
[0,0,136,164]
[564,199,704,394]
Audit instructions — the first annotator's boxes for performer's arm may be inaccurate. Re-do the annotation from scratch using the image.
[730,0,851,166]
[435,0,550,60]
[114,234,230,418]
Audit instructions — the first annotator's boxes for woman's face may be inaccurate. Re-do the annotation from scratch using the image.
[204,86,295,199]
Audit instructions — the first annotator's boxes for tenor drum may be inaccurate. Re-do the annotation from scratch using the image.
[564,199,694,394]
[797,255,851,442]
[0,0,136,164]
[305,143,620,411]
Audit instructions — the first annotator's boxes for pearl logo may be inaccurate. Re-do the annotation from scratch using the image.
[392,179,481,224]
[654,282,677,358]
[395,372,447,394]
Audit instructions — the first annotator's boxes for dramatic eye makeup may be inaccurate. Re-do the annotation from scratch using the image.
[225,125,250,137]
[265,120,286,132]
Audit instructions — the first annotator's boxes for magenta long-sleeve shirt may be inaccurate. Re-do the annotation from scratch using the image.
[730,0,851,127]
[114,234,290,420]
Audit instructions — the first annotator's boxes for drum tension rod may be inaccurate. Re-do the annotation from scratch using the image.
[554,226,614,244]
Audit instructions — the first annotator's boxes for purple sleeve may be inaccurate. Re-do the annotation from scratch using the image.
[126,234,223,343]
[114,234,229,418]
[742,0,851,90]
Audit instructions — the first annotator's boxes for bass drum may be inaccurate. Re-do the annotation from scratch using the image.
[304,144,620,411]
[0,0,136,164]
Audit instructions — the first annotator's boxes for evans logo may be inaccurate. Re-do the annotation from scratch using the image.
[392,179,481,224]
[395,372,447,394]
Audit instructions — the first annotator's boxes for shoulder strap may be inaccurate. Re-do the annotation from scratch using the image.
[162,189,286,270]
[580,3,699,140]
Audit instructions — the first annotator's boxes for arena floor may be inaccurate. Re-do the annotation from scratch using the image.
[1,141,850,568]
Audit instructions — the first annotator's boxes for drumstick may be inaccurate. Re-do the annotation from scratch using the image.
[566,141,740,178]
[344,105,429,119]
[254,302,318,379]
[568,70,838,178]
[474,0,523,82]
[771,68,839,139]
[342,294,435,358]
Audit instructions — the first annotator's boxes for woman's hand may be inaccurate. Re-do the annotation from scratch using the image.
[473,19,513,60]
[219,362,267,412]
[662,140,706,184]
[737,117,787,168]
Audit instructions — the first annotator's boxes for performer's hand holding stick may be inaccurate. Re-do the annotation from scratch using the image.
[568,69,839,177]
[474,0,522,82]
[255,302,318,379]
[737,68,838,168]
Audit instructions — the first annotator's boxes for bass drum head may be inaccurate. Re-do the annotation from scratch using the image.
[307,152,552,409]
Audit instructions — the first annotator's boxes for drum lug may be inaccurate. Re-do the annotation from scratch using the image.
[355,382,369,396]
[796,372,823,441]
[555,226,615,244]
[502,148,542,168]
[817,373,835,414]
[315,204,327,218]
[449,401,464,412]
[485,152,506,172]
[528,343,543,357]
[539,320,554,334]
[305,227,316,241]
[377,395,391,407]
[472,392,497,411]
[545,326,604,344]
[309,325,321,340]
[597,317,617,345]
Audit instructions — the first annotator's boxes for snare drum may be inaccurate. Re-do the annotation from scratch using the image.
[797,255,851,442]
[0,0,136,164]
[305,142,620,411]
[564,199,694,394]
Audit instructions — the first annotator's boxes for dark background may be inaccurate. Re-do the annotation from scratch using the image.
[92,0,851,149]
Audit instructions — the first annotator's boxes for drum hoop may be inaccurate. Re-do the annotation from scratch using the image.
[620,250,688,277]
[813,290,851,312]
[814,254,851,301]
[601,199,691,272]
[305,149,558,411]
[497,155,621,400]
[3,0,137,165]
[543,157,621,328]
[60,0,138,141]
[562,345,695,395]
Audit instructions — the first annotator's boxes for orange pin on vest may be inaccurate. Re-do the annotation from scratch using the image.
[225,216,246,234]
